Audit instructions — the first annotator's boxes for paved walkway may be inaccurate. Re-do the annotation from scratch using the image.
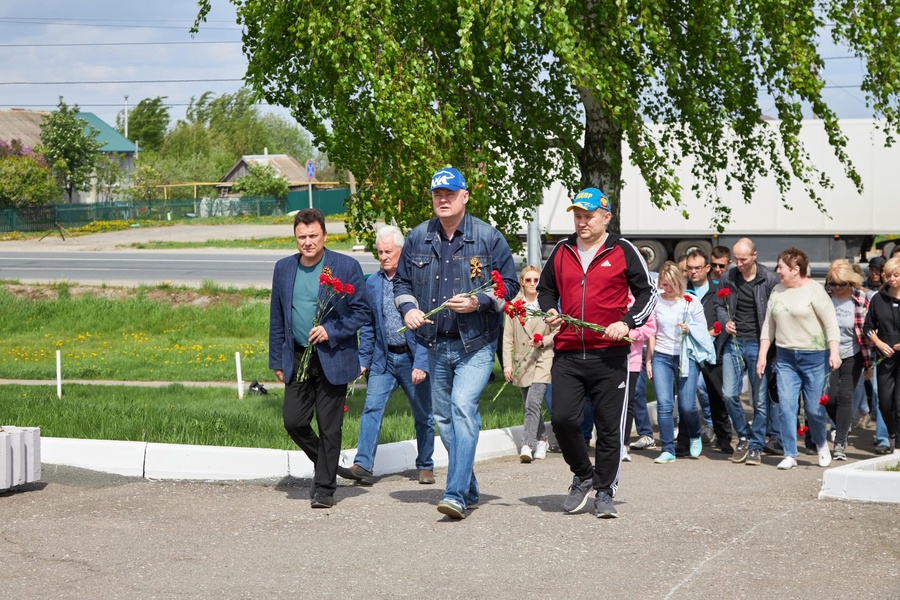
[2,436,898,599]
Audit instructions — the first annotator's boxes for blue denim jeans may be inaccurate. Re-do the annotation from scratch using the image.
[354,350,435,472]
[632,357,654,438]
[697,375,712,426]
[775,347,829,458]
[427,338,495,508]
[651,352,702,455]
[873,375,890,446]
[722,339,769,450]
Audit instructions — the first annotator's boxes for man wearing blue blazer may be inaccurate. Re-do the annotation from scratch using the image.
[269,208,371,508]
[347,225,435,486]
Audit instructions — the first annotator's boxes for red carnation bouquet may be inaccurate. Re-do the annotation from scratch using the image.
[398,270,507,333]
[503,300,634,342]
[716,287,744,370]
[296,271,357,382]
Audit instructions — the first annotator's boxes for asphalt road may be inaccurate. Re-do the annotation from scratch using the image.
[0,223,384,286]
[2,450,898,599]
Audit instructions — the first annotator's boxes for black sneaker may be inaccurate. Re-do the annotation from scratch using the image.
[874,444,892,455]
[310,492,334,508]
[674,445,690,458]
[594,491,618,519]
[763,439,784,455]
[563,475,594,513]
[715,437,733,454]
[731,438,750,463]
[745,448,761,465]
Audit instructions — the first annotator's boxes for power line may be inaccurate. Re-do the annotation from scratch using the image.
[0,78,243,86]
[0,40,241,48]
[0,18,240,31]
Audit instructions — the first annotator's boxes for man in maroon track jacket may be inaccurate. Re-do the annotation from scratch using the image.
[537,187,656,518]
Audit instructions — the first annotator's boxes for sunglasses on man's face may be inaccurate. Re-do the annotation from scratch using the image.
[710,262,728,269]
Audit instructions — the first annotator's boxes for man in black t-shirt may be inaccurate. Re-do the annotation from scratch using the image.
[714,238,779,465]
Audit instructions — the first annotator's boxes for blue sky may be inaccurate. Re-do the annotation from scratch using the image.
[0,1,877,131]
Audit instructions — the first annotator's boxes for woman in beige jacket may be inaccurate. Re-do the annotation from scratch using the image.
[503,265,556,462]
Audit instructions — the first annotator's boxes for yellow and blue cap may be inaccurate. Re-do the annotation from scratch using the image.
[566,187,610,212]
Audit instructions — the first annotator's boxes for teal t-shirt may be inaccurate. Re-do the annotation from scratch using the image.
[291,256,325,347]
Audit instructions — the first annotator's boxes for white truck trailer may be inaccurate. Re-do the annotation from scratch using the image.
[537,119,898,269]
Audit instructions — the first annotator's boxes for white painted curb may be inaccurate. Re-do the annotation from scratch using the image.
[819,453,900,504]
[39,423,532,482]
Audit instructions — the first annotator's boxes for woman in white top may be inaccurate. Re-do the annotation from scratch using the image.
[646,262,713,463]
[757,248,841,469]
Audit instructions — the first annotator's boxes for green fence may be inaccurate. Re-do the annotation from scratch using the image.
[286,188,351,215]
[0,197,285,233]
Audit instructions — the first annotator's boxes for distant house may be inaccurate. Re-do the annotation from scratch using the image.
[218,152,318,196]
[0,108,135,203]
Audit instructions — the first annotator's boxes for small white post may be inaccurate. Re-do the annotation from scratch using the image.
[56,350,62,399]
[235,352,244,399]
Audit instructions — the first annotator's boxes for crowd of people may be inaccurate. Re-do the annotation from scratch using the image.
[268,168,900,518]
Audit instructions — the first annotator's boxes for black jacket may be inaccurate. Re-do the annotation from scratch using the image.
[864,288,900,347]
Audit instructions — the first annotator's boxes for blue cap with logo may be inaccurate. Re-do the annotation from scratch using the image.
[430,167,467,192]
[566,187,611,212]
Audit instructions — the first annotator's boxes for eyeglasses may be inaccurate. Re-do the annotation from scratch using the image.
[826,281,849,288]
[710,262,728,269]
[523,278,539,283]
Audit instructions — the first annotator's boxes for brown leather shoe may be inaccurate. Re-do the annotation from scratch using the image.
[418,469,435,484]
[342,464,374,485]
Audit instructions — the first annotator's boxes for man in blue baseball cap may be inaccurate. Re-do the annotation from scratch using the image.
[394,166,519,520]
[538,186,656,519]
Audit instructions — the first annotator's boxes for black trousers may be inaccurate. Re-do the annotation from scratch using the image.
[826,351,864,446]
[283,348,348,495]
[876,354,900,439]
[676,361,732,449]
[551,351,628,497]
[622,371,640,446]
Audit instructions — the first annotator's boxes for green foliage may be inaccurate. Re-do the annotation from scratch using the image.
[126,162,164,201]
[259,112,315,160]
[0,155,61,206]
[93,153,128,201]
[196,0,900,241]
[231,163,289,198]
[37,97,103,203]
[117,96,170,152]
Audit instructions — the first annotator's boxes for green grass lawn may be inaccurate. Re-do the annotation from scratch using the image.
[128,233,359,251]
[0,283,657,449]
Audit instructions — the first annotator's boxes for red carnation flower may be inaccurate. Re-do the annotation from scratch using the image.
[818,394,830,406]
[797,425,809,436]
[683,294,693,303]
[332,280,344,294]
[343,405,349,412]
[319,274,332,286]
[717,288,731,298]
[533,333,544,344]
[343,283,355,295]
[713,321,723,334]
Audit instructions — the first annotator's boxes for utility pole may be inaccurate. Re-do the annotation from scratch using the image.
[124,95,129,139]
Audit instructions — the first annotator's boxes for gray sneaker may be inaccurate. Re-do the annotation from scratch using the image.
[745,448,761,465]
[833,443,847,461]
[731,438,750,463]
[629,435,656,450]
[563,475,594,513]
[594,491,618,519]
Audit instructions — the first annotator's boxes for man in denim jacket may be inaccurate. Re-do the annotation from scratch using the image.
[394,167,519,519]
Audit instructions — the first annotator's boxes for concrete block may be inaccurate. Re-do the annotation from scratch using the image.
[0,431,10,491]
[41,437,147,477]
[145,443,289,480]
[820,454,900,504]
[8,429,25,486]
[22,427,41,482]
[287,450,314,479]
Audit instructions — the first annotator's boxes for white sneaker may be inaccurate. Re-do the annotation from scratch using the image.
[621,448,632,462]
[534,440,548,460]
[519,445,533,463]
[817,442,832,467]
[629,435,656,450]
[777,456,798,470]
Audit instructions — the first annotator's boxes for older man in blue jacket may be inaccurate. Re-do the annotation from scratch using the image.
[394,167,519,519]
[347,225,435,486]
[269,209,371,509]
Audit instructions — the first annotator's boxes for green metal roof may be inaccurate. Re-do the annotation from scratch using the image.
[76,112,135,154]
